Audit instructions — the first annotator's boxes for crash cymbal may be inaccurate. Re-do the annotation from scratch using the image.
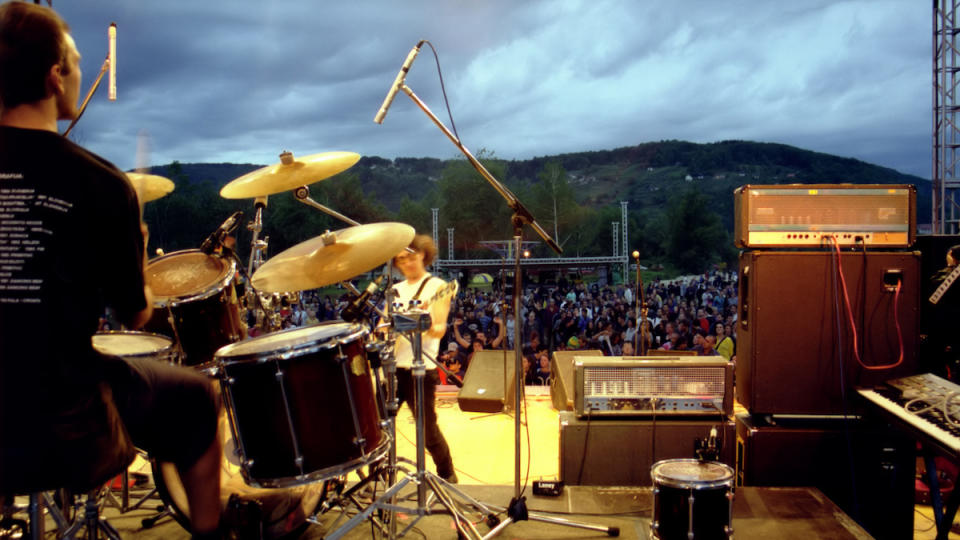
[126,172,175,203]
[220,151,361,199]
[252,222,415,292]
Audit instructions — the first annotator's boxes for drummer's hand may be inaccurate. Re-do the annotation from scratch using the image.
[454,318,463,327]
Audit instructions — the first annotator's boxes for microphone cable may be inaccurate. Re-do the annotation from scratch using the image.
[422,40,460,142]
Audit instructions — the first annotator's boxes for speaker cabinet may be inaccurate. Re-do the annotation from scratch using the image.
[558,411,734,486]
[457,350,516,413]
[550,350,603,411]
[736,250,919,416]
[734,413,914,540]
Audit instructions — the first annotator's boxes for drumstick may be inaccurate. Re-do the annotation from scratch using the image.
[134,129,151,217]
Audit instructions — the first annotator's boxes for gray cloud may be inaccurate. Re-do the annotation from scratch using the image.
[51,0,930,178]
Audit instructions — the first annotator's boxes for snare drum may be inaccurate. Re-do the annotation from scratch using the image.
[91,331,175,363]
[145,249,245,367]
[215,322,387,488]
[650,459,734,540]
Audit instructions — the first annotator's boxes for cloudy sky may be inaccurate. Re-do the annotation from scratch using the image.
[54,1,930,178]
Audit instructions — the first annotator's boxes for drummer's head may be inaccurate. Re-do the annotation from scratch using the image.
[394,234,436,274]
[0,2,79,121]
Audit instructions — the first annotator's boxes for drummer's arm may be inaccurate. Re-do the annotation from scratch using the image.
[117,223,155,330]
[122,285,154,330]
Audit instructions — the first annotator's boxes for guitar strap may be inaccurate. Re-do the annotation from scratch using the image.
[392,276,436,305]
[413,276,435,301]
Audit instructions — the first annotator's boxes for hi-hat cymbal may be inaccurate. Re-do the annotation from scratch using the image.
[251,222,415,292]
[126,172,175,203]
[220,151,361,199]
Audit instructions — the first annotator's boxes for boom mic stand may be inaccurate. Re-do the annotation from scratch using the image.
[385,74,619,538]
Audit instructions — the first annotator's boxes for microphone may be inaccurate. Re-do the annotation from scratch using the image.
[341,275,386,322]
[373,41,423,124]
[200,211,243,255]
[108,23,117,101]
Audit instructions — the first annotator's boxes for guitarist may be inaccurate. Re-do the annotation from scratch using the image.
[391,234,457,483]
[928,244,960,381]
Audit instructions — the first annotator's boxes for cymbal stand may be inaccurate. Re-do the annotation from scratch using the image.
[292,186,360,227]
[245,196,269,278]
[390,79,618,538]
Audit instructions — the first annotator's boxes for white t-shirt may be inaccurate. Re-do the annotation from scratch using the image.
[392,273,448,370]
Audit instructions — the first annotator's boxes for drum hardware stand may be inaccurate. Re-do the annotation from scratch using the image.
[380,71,619,537]
[319,310,499,540]
[293,186,361,227]
[246,196,269,278]
[163,303,187,364]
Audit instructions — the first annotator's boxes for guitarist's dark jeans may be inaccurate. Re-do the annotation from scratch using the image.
[395,368,456,479]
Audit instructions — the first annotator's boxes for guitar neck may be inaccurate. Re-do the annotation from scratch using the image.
[930,264,960,305]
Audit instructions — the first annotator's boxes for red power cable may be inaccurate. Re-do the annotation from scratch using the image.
[829,236,903,370]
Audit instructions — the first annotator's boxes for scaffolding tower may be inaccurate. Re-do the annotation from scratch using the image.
[934,0,960,233]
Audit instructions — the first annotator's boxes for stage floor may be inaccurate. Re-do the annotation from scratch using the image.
[6,386,957,538]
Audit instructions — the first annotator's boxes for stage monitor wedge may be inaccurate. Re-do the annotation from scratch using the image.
[457,350,516,413]
[550,350,603,411]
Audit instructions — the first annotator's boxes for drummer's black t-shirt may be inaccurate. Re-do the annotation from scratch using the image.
[0,126,146,442]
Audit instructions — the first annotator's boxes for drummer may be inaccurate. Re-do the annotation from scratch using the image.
[391,234,458,483]
[0,4,221,538]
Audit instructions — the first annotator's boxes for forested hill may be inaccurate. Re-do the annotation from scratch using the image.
[141,140,930,275]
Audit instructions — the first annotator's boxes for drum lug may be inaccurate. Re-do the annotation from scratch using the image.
[275,370,284,381]
[294,456,304,468]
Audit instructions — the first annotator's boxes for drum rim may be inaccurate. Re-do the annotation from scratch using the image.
[147,249,237,305]
[91,330,174,357]
[651,458,734,490]
[239,430,391,489]
[214,321,368,365]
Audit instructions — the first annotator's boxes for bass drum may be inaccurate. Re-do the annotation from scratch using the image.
[144,249,245,367]
[152,405,322,538]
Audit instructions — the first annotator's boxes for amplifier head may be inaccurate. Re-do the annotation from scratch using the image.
[733,184,916,248]
[573,357,733,417]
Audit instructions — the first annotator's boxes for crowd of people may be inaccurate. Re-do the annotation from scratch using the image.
[290,269,740,387]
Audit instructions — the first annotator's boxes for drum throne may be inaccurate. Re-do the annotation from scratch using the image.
[0,382,136,539]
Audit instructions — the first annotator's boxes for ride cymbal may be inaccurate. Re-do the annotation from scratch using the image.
[251,222,415,292]
[126,172,175,203]
[220,151,361,199]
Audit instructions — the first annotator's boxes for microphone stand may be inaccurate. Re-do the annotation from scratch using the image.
[633,252,648,355]
[63,54,110,138]
[392,82,618,538]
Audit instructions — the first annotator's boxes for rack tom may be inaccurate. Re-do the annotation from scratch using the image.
[145,249,244,367]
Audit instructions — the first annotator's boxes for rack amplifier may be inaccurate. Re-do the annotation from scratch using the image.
[573,357,732,417]
[734,184,915,248]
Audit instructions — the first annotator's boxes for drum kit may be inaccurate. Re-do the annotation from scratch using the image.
[89,150,495,539]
